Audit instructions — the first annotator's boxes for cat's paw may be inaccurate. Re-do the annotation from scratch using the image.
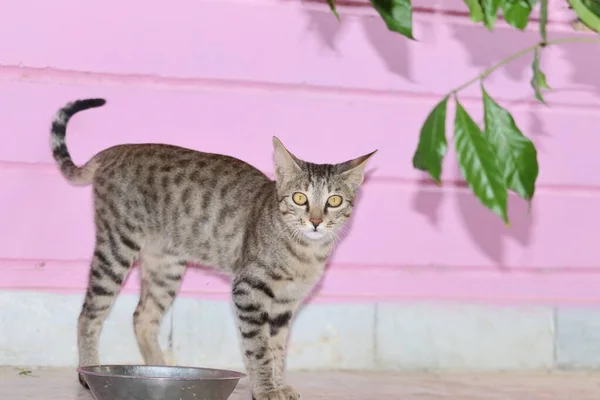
[253,385,300,400]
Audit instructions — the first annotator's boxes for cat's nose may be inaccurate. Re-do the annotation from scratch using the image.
[309,218,323,228]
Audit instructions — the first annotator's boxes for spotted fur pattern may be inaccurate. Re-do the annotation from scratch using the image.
[51,99,376,400]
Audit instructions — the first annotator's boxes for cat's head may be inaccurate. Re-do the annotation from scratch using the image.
[272,136,376,243]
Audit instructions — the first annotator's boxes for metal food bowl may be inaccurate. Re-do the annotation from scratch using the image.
[78,365,246,400]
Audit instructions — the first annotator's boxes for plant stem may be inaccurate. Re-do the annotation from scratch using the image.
[540,0,548,42]
[449,36,600,95]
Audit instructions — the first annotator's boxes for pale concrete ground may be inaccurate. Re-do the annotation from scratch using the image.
[2,367,600,400]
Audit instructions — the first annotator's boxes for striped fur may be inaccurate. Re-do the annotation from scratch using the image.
[51,99,106,186]
[51,99,375,400]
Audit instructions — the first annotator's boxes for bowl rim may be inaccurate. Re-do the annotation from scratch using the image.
[77,364,247,381]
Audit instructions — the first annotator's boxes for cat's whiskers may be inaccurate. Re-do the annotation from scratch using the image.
[327,228,345,249]
[292,229,300,243]
[332,233,341,247]
[291,228,305,244]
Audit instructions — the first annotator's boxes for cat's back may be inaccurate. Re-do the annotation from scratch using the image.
[94,143,270,189]
[92,143,273,223]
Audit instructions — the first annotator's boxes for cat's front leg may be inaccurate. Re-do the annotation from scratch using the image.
[269,299,300,388]
[232,277,300,400]
[265,301,301,400]
[252,386,300,400]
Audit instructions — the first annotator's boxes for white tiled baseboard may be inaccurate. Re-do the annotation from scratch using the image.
[376,303,554,370]
[0,291,598,370]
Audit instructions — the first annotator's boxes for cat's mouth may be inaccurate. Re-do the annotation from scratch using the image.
[303,230,326,240]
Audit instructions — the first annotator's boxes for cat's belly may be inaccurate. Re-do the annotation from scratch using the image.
[161,235,243,274]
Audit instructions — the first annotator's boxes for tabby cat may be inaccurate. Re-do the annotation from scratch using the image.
[50,99,375,400]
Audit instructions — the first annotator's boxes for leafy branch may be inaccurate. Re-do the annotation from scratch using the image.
[327,0,600,224]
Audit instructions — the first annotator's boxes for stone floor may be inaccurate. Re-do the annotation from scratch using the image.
[2,367,600,399]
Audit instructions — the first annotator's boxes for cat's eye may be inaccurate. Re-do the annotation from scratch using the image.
[292,192,308,206]
[327,195,343,208]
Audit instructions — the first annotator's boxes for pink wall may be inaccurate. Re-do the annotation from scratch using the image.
[1,0,599,304]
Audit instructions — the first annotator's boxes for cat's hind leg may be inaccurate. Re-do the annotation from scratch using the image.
[134,250,186,365]
[77,227,140,387]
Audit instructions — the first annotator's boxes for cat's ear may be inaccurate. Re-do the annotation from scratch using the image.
[273,136,302,182]
[339,150,377,189]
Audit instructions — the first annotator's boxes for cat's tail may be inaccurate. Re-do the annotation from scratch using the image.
[50,98,106,186]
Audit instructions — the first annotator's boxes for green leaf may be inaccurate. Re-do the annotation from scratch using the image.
[412,97,449,183]
[482,0,502,29]
[582,0,600,15]
[463,0,484,22]
[370,0,414,39]
[327,0,341,21]
[540,0,548,41]
[530,47,551,104]
[569,0,600,32]
[502,0,534,30]
[454,99,509,224]
[482,86,539,202]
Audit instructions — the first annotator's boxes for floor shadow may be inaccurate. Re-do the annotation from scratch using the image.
[362,15,413,81]
[449,23,537,82]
